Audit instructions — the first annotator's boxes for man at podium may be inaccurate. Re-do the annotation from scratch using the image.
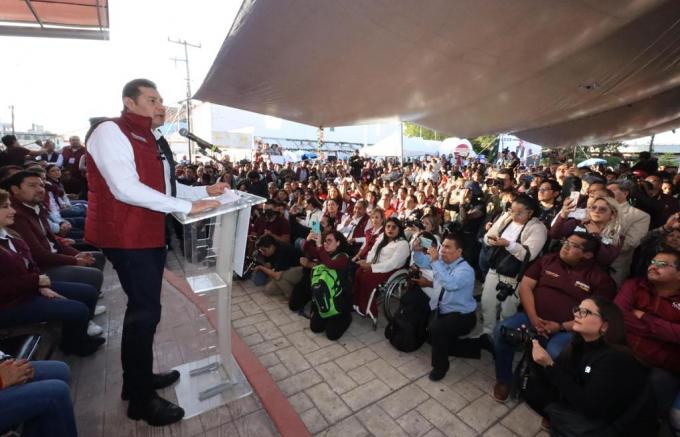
[85,79,226,426]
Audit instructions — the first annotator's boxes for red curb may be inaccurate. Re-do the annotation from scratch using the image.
[163,270,311,437]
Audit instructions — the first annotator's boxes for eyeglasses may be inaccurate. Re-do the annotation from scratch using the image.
[649,259,676,269]
[588,205,610,213]
[572,306,602,319]
[537,188,552,192]
[509,209,527,216]
[560,239,584,250]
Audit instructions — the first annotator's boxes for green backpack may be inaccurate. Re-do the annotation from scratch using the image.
[310,264,342,318]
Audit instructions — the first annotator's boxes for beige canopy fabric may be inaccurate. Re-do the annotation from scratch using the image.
[0,0,109,40]
[195,0,680,147]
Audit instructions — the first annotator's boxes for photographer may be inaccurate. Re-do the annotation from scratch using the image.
[480,194,547,338]
[252,235,301,297]
[409,231,439,309]
[492,232,616,402]
[635,173,679,229]
[250,200,291,245]
[411,233,477,381]
[523,297,656,436]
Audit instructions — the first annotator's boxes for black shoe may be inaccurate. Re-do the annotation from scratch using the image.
[127,394,185,426]
[121,370,181,400]
[61,336,105,357]
[428,368,447,381]
[479,334,496,358]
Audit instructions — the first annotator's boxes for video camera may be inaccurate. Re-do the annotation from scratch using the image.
[500,325,539,349]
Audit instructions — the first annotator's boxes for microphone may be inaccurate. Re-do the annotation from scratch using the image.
[178,128,220,153]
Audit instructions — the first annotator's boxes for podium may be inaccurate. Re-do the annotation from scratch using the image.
[170,190,265,418]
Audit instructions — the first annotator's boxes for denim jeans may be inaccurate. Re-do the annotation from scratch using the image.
[0,361,77,437]
[0,281,96,349]
[494,312,573,384]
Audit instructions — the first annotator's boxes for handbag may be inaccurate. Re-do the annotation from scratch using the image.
[488,220,531,278]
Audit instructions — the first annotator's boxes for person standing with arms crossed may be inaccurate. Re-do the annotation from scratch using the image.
[85,79,225,426]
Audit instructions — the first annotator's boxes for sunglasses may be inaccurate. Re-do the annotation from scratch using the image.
[588,205,610,213]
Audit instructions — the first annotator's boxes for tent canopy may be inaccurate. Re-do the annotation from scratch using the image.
[361,132,437,157]
[196,0,680,147]
[0,0,109,40]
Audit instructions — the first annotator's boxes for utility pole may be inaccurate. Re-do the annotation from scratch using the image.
[9,105,15,135]
[169,37,201,162]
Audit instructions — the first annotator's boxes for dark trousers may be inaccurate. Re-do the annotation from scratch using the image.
[310,309,352,340]
[429,311,476,371]
[104,247,167,401]
[0,281,96,350]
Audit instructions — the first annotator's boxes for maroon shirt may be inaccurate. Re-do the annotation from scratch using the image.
[5,146,30,166]
[9,198,79,269]
[253,215,291,238]
[524,252,616,323]
[0,234,41,310]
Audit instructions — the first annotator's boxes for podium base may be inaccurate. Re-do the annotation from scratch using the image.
[172,354,252,419]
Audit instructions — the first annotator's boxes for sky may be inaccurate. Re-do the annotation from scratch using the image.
[0,0,242,138]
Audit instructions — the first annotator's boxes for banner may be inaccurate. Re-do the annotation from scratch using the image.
[211,131,253,150]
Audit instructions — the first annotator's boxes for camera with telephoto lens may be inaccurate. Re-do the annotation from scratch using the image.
[500,325,539,349]
[496,281,515,302]
[239,256,264,280]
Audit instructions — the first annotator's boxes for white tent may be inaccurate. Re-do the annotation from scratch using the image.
[361,132,440,157]
[440,137,477,158]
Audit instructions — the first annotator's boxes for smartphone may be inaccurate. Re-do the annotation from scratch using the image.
[311,220,321,234]
[569,191,580,204]
[419,237,432,249]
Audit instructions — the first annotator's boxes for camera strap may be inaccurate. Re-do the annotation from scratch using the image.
[512,244,532,292]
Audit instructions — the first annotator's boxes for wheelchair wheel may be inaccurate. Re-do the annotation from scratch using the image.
[382,273,409,322]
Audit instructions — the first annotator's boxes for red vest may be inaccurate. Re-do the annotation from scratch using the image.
[85,112,166,249]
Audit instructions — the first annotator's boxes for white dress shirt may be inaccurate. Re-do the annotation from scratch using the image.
[0,228,17,252]
[87,121,208,214]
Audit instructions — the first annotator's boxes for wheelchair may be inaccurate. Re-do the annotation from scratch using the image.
[364,268,410,330]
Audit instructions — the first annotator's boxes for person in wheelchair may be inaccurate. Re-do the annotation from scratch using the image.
[293,230,353,340]
[410,233,477,381]
[523,297,657,436]
[353,217,410,318]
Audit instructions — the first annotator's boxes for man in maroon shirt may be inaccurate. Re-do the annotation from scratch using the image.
[615,249,680,425]
[251,200,290,244]
[1,135,45,167]
[60,136,87,196]
[492,232,617,402]
[0,170,104,292]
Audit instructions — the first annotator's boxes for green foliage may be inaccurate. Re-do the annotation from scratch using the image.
[659,152,677,168]
[403,122,443,141]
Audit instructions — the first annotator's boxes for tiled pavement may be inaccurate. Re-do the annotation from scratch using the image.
[53,263,279,437]
[227,278,549,437]
[60,258,548,437]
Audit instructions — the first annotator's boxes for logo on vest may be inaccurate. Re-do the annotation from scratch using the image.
[130,132,148,143]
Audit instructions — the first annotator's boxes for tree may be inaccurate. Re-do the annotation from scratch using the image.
[403,122,443,140]
[659,152,677,168]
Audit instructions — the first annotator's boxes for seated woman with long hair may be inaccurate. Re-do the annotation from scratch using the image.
[524,296,657,436]
[351,207,385,262]
[353,217,410,317]
[294,230,353,340]
[549,195,622,265]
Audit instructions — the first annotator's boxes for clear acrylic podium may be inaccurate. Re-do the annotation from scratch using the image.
[171,190,265,418]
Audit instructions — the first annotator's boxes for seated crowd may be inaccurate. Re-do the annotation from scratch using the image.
[4,133,680,436]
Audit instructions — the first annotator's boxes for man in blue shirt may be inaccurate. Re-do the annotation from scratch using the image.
[413,233,477,381]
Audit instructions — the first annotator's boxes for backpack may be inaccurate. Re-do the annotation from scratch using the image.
[384,285,431,352]
[310,264,342,318]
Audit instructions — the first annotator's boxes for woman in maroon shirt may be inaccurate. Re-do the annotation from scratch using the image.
[0,189,103,356]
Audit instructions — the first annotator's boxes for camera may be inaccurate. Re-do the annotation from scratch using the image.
[496,281,515,302]
[500,325,539,349]
[407,265,422,280]
[405,219,424,230]
[239,256,263,280]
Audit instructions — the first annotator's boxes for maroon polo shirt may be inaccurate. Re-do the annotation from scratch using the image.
[253,215,290,237]
[524,252,616,323]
